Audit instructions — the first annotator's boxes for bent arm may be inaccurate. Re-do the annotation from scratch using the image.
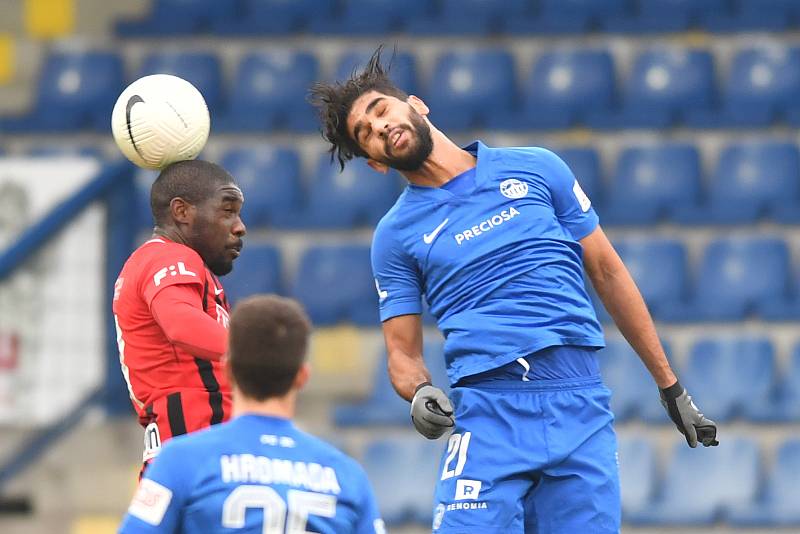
[581,226,677,388]
[381,314,430,401]
[150,284,228,361]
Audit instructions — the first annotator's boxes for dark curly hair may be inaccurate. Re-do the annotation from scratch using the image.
[308,46,408,171]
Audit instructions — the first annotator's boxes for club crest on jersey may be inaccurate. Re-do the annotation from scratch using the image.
[153,262,197,287]
[500,178,528,199]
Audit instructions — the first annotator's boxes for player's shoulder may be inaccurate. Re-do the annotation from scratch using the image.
[159,422,227,456]
[128,238,204,272]
[488,145,562,168]
[292,428,362,472]
[374,189,411,238]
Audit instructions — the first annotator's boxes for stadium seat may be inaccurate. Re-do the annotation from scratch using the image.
[216,51,318,132]
[603,143,701,225]
[332,49,418,95]
[490,49,615,130]
[704,0,795,32]
[0,51,123,132]
[597,339,670,423]
[219,146,303,229]
[506,0,629,34]
[334,339,447,427]
[132,168,158,231]
[362,437,440,525]
[408,0,529,35]
[605,0,727,33]
[712,46,800,127]
[669,237,792,321]
[681,337,778,422]
[613,238,688,319]
[304,156,403,229]
[629,437,760,525]
[774,344,800,421]
[592,48,715,129]
[699,141,800,225]
[728,438,800,526]
[292,244,378,326]
[25,145,104,158]
[617,437,656,519]
[221,244,282,306]
[312,0,430,34]
[210,0,336,35]
[137,52,223,115]
[425,49,517,131]
[552,146,603,207]
[115,0,233,36]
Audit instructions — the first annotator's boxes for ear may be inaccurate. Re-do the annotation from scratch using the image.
[367,159,390,174]
[408,95,429,117]
[169,197,195,225]
[293,362,311,391]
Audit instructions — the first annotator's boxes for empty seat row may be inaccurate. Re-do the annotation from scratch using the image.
[115,0,800,37]
[8,44,800,132]
[358,434,800,527]
[600,337,800,423]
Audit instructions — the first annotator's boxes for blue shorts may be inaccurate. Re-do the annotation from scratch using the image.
[432,346,620,533]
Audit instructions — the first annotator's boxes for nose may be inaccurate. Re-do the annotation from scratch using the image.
[375,119,390,138]
[232,217,246,237]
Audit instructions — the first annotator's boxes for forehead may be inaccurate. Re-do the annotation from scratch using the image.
[212,183,244,203]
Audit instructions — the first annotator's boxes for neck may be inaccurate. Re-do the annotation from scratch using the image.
[400,126,476,188]
[153,226,189,247]
[233,391,296,420]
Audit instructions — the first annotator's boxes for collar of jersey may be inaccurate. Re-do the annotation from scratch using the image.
[406,140,485,201]
[237,413,295,427]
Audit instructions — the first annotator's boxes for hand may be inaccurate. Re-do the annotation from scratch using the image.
[659,380,719,448]
[410,382,454,439]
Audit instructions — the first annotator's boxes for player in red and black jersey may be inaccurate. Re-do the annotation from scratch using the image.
[112,160,246,474]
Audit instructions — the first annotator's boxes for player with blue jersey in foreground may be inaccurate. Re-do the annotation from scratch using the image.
[119,295,385,534]
[310,48,718,533]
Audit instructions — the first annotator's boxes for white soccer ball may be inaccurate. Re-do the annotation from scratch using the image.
[111,74,210,170]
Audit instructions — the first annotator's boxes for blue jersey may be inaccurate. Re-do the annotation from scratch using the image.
[119,414,384,534]
[371,142,605,385]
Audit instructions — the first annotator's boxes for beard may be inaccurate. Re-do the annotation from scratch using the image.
[190,220,236,276]
[381,107,433,172]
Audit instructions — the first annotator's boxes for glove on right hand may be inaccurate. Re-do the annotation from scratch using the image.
[410,383,454,440]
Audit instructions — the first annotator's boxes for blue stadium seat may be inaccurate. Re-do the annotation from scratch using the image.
[681,337,777,422]
[292,245,378,326]
[603,143,701,225]
[676,237,792,321]
[775,344,800,421]
[0,51,123,132]
[132,168,158,232]
[362,437,440,525]
[304,156,403,229]
[332,49,418,95]
[312,0,430,34]
[617,437,656,519]
[729,438,800,526]
[704,0,795,32]
[221,245,282,306]
[629,437,760,525]
[116,0,233,36]
[701,141,800,224]
[408,0,528,35]
[25,145,104,158]
[334,339,448,427]
[506,0,629,34]
[592,48,715,129]
[490,49,615,130]
[216,51,318,132]
[597,339,670,423]
[137,52,223,114]
[219,146,303,229]
[714,46,800,127]
[210,0,336,34]
[552,146,603,207]
[425,49,517,131]
[605,0,727,33]
[613,238,688,320]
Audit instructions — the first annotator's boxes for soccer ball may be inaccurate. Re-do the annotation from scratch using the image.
[111,74,210,170]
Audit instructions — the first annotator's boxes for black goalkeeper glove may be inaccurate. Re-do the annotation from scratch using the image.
[410,382,454,440]
[660,380,719,448]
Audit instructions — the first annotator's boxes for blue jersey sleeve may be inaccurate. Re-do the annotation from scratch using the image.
[371,219,423,322]
[118,442,190,533]
[351,464,386,534]
[530,148,599,241]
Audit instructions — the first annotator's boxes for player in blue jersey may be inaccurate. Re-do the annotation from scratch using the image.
[310,47,718,533]
[119,295,385,534]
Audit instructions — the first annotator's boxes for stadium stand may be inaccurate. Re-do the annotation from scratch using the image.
[220,244,282,306]
[136,51,223,115]
[617,437,656,519]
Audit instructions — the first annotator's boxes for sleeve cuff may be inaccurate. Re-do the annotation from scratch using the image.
[379,300,423,322]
